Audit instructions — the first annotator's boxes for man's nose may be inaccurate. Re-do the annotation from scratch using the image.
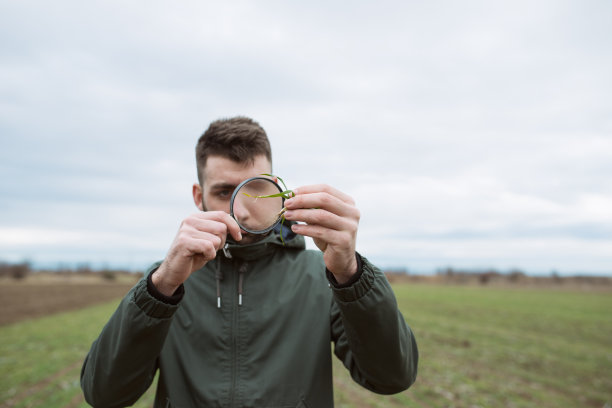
[233,201,250,226]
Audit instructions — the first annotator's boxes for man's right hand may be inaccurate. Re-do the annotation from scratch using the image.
[152,211,242,297]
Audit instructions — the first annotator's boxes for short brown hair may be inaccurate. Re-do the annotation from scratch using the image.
[195,116,272,184]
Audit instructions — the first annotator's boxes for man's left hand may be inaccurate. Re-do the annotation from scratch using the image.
[283,184,360,284]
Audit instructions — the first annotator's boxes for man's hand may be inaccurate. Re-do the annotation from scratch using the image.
[152,211,242,296]
[283,184,360,284]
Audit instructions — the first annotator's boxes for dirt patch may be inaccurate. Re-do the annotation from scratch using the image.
[0,282,136,326]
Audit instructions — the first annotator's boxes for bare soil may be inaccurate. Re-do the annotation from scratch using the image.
[0,279,137,326]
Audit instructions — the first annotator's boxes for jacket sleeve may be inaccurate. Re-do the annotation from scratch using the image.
[80,266,182,408]
[330,253,418,395]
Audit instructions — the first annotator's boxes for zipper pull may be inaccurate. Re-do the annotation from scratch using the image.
[238,262,247,306]
[223,243,232,259]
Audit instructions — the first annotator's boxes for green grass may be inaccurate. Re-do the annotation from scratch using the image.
[0,297,158,408]
[392,284,612,408]
[1,284,610,407]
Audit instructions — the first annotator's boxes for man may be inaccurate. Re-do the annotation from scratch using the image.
[81,116,418,408]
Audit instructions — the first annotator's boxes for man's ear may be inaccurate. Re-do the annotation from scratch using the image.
[192,183,204,211]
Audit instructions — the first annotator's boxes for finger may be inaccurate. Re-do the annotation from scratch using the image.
[217,212,243,241]
[188,230,224,252]
[284,192,359,220]
[284,208,354,232]
[187,237,219,260]
[285,192,350,215]
[182,216,228,249]
[191,211,242,241]
[290,223,353,249]
[174,229,221,260]
[185,214,227,236]
[290,184,355,205]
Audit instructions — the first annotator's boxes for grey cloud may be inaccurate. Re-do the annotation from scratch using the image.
[1,0,611,273]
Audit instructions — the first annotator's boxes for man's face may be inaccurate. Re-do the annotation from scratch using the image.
[193,154,272,242]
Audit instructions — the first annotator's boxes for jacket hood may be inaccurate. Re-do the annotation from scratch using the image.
[221,219,305,261]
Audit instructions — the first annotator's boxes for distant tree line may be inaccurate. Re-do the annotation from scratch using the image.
[0,260,144,281]
[435,266,527,284]
[383,266,611,286]
[0,261,32,279]
[382,266,526,282]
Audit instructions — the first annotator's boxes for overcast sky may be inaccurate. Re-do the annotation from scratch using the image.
[1,0,611,275]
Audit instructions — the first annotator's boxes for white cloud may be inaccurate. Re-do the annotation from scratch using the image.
[1,0,611,274]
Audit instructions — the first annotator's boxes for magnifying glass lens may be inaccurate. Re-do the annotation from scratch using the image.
[231,178,284,233]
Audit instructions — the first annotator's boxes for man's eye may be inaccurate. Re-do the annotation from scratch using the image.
[217,190,231,199]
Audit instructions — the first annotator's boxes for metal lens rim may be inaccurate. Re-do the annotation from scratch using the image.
[230,176,285,234]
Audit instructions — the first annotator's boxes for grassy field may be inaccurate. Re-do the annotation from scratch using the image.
[1,283,610,407]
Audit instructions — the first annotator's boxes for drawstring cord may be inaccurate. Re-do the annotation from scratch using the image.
[215,258,223,309]
[215,252,248,308]
[238,274,243,306]
[238,263,247,306]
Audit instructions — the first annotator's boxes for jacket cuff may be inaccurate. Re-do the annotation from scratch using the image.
[332,255,377,303]
[146,268,185,305]
[326,252,364,289]
[130,263,183,319]
[329,253,378,303]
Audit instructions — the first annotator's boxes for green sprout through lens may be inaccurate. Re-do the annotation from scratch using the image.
[241,174,294,245]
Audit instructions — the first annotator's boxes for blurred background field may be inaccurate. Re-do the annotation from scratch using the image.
[1,271,611,408]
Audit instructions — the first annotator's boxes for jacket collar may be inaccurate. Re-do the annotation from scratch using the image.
[221,220,305,261]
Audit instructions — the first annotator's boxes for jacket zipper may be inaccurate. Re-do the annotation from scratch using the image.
[229,261,248,407]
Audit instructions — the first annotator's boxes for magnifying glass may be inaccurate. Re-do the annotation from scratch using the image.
[230,176,287,234]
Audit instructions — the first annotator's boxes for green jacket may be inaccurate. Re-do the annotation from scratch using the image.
[81,228,418,408]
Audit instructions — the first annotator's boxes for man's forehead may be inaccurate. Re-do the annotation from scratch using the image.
[203,155,271,185]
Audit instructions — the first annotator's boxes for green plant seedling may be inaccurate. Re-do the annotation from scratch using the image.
[241,174,294,244]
